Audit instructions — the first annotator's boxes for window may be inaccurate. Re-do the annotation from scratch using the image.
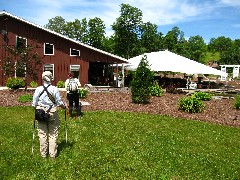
[70,48,80,56]
[70,65,80,79]
[43,64,54,79]
[44,43,54,55]
[15,62,26,78]
[16,36,27,50]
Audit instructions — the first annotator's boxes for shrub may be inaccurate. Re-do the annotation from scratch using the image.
[191,91,212,101]
[30,81,38,88]
[150,81,163,97]
[57,80,65,88]
[131,55,154,104]
[234,95,240,109]
[18,94,33,103]
[79,88,88,99]
[178,97,205,113]
[6,77,25,89]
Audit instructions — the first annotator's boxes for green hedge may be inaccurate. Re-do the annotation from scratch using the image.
[178,97,205,113]
[6,77,25,89]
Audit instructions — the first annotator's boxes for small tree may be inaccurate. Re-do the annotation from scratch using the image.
[3,44,42,90]
[131,55,154,103]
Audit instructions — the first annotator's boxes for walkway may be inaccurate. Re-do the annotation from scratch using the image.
[0,87,66,91]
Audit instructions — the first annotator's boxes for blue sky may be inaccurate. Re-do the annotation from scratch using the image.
[1,0,240,43]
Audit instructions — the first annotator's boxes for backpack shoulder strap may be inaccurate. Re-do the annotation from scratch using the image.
[38,84,55,104]
[38,84,50,98]
[43,85,56,104]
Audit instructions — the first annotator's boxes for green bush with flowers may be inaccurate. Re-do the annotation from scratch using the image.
[191,91,212,101]
[234,95,240,109]
[79,88,88,99]
[6,77,25,89]
[57,80,65,88]
[30,81,38,88]
[178,96,205,113]
[150,80,163,97]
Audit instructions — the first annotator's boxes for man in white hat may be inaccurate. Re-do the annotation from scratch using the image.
[32,71,66,158]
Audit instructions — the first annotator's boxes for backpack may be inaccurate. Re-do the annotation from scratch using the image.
[67,79,79,93]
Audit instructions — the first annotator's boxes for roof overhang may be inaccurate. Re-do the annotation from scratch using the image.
[0,11,128,64]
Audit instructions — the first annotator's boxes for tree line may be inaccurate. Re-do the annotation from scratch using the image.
[44,3,240,66]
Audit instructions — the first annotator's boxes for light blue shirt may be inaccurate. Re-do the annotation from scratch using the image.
[32,82,64,108]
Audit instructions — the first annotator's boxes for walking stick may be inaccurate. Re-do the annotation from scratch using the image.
[65,109,68,144]
[31,120,36,154]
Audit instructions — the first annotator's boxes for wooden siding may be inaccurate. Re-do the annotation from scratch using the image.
[0,13,126,87]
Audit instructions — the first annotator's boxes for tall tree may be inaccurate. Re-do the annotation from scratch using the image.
[45,17,89,44]
[175,38,190,58]
[112,3,143,59]
[45,16,108,48]
[208,36,232,53]
[140,22,164,53]
[44,16,67,35]
[219,39,240,65]
[187,35,206,63]
[163,26,185,53]
[88,17,106,49]
[234,39,240,47]
[65,18,88,43]
[102,35,115,54]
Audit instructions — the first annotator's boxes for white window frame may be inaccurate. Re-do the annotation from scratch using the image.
[70,48,80,56]
[16,36,27,50]
[44,43,54,55]
[70,65,80,79]
[43,64,54,80]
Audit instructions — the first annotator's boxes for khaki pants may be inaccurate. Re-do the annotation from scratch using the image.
[37,111,60,158]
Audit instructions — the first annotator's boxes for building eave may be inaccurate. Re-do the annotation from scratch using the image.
[0,10,128,64]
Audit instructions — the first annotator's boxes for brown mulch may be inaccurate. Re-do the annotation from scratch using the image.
[0,89,239,127]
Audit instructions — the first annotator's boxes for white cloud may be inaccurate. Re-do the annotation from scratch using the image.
[233,24,240,28]
[23,0,213,26]
[6,0,239,40]
[217,0,240,6]
[114,0,217,25]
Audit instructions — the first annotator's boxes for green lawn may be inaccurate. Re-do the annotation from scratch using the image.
[0,106,240,179]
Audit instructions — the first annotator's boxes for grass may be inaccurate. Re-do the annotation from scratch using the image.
[0,107,240,179]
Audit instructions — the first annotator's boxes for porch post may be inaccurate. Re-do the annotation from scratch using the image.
[116,64,118,87]
[122,63,124,88]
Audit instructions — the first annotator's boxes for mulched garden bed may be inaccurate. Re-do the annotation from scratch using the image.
[0,89,239,127]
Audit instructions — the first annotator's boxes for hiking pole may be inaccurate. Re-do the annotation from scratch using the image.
[31,120,36,154]
[65,108,68,144]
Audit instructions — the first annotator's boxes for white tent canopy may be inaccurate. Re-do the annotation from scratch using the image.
[125,50,228,77]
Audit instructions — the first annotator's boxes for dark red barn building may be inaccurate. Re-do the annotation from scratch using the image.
[0,11,127,87]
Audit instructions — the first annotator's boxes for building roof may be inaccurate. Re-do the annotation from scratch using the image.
[0,10,128,64]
